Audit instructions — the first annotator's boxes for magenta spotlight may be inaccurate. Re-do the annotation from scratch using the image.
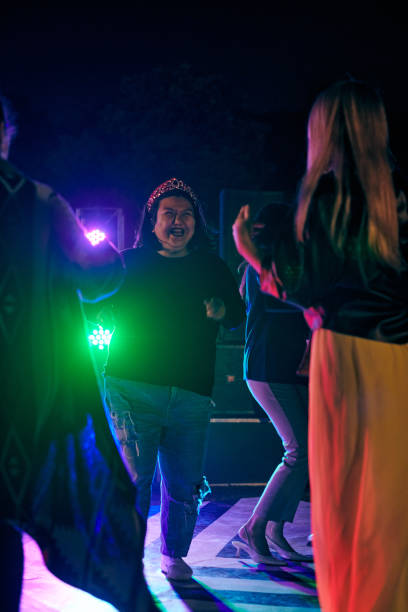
[86,228,106,246]
[76,207,125,250]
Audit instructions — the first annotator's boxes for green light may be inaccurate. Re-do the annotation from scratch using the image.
[88,325,112,350]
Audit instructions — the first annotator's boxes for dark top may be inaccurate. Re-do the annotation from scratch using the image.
[244,265,309,384]
[105,248,246,396]
[261,173,408,344]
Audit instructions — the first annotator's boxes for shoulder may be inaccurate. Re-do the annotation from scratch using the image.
[0,159,29,194]
[34,181,55,203]
[247,264,259,285]
[34,182,73,218]
[122,247,144,264]
[121,246,158,269]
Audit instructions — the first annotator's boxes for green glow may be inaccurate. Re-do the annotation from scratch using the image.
[88,325,112,350]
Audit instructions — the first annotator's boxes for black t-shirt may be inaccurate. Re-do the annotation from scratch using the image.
[105,248,245,396]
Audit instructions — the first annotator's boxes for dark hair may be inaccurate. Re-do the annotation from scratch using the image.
[0,94,17,144]
[238,202,294,297]
[253,203,294,250]
[134,188,210,251]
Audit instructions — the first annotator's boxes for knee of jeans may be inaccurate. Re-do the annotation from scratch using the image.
[110,410,139,445]
[193,475,211,510]
[165,476,211,512]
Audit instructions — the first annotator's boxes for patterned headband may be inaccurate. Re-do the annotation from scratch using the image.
[146,178,199,212]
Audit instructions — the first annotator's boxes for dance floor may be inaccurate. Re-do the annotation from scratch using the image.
[20,487,319,611]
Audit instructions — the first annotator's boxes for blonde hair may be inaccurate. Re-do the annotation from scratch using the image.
[296,80,401,271]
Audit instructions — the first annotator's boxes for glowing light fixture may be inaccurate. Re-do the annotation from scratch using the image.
[86,229,106,246]
[88,325,112,350]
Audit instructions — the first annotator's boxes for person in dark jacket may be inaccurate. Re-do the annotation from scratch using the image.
[233,80,408,612]
[0,94,157,612]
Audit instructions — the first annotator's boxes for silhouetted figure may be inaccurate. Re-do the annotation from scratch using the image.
[0,94,157,611]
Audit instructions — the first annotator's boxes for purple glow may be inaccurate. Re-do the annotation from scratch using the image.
[85,229,106,246]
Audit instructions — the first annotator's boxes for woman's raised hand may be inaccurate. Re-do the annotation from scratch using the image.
[232,205,262,274]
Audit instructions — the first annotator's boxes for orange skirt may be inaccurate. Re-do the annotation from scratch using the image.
[309,329,408,612]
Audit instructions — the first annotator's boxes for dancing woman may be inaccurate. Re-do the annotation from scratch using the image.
[233,203,312,564]
[233,80,408,611]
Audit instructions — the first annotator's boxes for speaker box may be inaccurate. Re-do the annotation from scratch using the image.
[212,343,252,417]
[204,420,283,485]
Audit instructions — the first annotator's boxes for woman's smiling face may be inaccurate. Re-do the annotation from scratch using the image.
[153,196,196,257]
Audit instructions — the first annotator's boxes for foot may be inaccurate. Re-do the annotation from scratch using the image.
[238,525,271,558]
[234,525,285,565]
[232,538,284,565]
[161,555,193,581]
[265,530,313,562]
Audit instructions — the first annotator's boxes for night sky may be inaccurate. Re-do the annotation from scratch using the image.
[2,7,407,246]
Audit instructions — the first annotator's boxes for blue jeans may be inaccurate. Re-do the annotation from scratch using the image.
[105,376,212,557]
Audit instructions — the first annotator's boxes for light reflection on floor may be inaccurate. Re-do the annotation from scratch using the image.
[20,492,319,611]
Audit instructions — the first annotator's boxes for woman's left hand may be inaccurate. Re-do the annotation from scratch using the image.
[204,297,226,321]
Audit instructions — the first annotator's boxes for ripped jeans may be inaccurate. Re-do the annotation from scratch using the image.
[105,376,212,557]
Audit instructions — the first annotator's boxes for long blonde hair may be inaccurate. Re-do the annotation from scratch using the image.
[296,80,401,271]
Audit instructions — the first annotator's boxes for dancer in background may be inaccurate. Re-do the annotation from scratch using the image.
[104,178,245,582]
[0,93,157,612]
[233,80,408,611]
[233,203,312,565]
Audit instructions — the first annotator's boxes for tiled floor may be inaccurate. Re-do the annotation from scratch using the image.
[20,486,320,611]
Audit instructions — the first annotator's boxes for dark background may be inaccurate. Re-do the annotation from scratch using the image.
[3,7,406,430]
[2,6,407,247]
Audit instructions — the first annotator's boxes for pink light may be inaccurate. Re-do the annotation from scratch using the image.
[85,229,106,246]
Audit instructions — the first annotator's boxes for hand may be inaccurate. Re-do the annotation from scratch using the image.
[232,205,262,274]
[303,306,325,331]
[204,297,226,321]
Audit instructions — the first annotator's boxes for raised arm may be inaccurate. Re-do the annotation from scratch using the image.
[232,205,262,275]
[232,205,283,300]
[36,182,125,302]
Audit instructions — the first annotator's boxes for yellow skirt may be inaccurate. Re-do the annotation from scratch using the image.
[309,329,408,612]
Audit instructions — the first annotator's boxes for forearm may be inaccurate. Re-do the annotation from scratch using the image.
[235,235,262,275]
[232,204,263,275]
[48,189,125,301]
